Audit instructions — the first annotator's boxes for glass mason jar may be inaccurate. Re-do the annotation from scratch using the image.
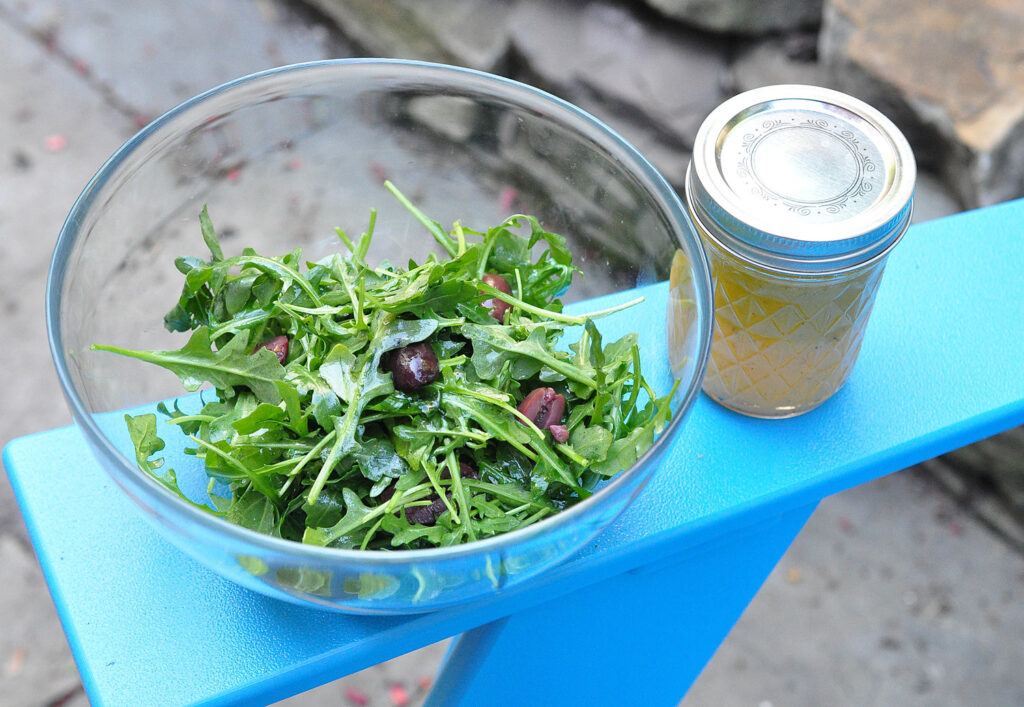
[684,85,916,418]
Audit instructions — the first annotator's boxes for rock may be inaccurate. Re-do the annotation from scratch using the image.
[304,0,515,72]
[727,35,833,95]
[405,94,481,143]
[644,0,822,35]
[932,427,1024,520]
[910,171,962,224]
[509,1,729,150]
[303,1,720,185]
[300,0,455,64]
[820,0,1024,208]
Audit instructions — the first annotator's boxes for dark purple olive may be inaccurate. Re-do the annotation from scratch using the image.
[548,424,569,444]
[517,387,566,432]
[377,481,397,504]
[387,342,439,392]
[406,496,451,526]
[440,461,479,481]
[481,272,512,322]
[405,502,437,526]
[254,335,288,364]
[405,463,478,525]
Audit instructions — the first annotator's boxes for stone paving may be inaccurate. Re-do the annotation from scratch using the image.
[0,2,1020,706]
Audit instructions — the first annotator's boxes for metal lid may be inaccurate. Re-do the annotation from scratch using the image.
[687,84,916,273]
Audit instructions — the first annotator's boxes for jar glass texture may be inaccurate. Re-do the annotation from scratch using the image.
[699,229,888,418]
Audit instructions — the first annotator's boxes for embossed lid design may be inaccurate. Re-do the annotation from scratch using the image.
[687,84,916,273]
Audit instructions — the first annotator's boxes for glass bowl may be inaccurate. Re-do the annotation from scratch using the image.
[47,59,713,613]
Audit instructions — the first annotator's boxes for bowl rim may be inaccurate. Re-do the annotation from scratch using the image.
[46,58,713,566]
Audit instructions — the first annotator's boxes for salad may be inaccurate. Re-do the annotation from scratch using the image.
[95,183,676,550]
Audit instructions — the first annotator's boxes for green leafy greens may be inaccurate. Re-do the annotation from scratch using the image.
[95,183,677,550]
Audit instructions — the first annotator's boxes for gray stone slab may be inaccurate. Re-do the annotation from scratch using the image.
[275,641,449,707]
[509,0,730,151]
[683,468,1024,706]
[646,0,822,35]
[0,8,137,546]
[304,0,514,73]
[728,36,833,95]
[911,171,963,224]
[821,0,1024,208]
[300,0,460,67]
[0,0,344,123]
[0,535,82,707]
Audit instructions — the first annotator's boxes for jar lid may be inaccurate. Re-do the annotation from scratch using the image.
[687,84,916,273]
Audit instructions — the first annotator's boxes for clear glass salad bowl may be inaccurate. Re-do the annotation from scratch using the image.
[48,59,713,613]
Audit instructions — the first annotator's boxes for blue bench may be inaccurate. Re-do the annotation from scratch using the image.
[5,198,1023,705]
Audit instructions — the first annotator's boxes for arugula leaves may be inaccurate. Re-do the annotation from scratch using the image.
[95,328,285,404]
[97,183,675,550]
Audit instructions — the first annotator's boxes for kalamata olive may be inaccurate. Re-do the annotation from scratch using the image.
[548,424,569,444]
[517,387,566,432]
[405,496,451,526]
[387,342,439,392]
[254,335,288,364]
[481,272,512,322]
[377,481,397,504]
[405,501,436,526]
[405,463,478,525]
[441,461,479,480]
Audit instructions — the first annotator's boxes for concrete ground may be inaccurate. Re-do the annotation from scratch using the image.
[0,2,1020,706]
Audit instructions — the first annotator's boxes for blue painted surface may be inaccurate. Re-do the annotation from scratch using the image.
[5,199,1024,705]
[427,504,817,707]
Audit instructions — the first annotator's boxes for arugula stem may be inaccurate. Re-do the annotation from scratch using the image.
[518,507,556,528]
[360,516,385,551]
[446,452,476,542]
[443,396,537,462]
[423,458,458,524]
[438,355,468,368]
[165,414,217,426]
[357,209,376,261]
[306,416,354,505]
[334,226,356,253]
[231,440,315,450]
[555,443,588,466]
[188,435,277,498]
[384,180,458,258]
[477,283,643,326]
[454,221,467,257]
[275,302,350,317]
[286,429,337,480]
[476,229,497,279]
[623,345,643,423]
[209,309,274,337]
[343,273,363,329]
[230,255,324,307]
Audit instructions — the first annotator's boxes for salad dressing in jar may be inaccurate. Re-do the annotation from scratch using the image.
[685,85,916,418]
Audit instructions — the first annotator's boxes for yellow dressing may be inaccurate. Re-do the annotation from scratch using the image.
[699,234,885,418]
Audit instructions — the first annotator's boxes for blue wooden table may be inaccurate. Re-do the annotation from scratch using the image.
[5,199,1024,706]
